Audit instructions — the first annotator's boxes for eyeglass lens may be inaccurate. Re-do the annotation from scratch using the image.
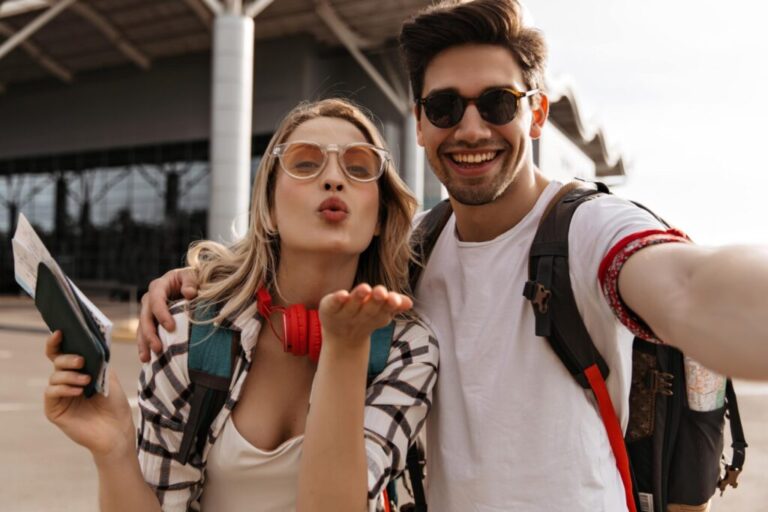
[424,89,520,128]
[279,143,382,182]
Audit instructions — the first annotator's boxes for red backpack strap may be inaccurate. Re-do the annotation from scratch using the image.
[584,364,637,512]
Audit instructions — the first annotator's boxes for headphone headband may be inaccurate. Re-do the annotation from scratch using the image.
[257,286,273,318]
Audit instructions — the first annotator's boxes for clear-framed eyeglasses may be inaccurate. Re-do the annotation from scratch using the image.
[272,141,389,183]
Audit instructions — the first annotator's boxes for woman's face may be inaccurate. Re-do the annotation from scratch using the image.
[271,116,382,260]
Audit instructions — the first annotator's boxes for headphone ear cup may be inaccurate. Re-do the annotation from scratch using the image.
[282,309,294,354]
[307,310,322,363]
[284,304,308,357]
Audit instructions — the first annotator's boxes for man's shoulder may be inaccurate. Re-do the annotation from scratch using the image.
[569,192,664,240]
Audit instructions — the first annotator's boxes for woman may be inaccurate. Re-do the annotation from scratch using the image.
[43,98,438,512]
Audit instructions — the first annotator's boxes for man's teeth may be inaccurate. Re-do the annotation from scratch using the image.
[451,152,497,164]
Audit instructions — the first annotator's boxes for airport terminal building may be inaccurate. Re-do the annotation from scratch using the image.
[0,0,624,294]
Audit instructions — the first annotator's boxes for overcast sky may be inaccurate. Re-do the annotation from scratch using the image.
[530,0,768,245]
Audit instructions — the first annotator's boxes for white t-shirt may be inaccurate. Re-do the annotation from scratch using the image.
[414,182,663,512]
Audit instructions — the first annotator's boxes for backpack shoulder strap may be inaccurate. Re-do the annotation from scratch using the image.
[523,181,638,512]
[718,378,748,493]
[178,306,238,464]
[523,182,610,386]
[409,199,453,293]
[368,321,395,380]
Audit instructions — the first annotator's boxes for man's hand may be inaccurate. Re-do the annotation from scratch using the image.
[136,267,199,362]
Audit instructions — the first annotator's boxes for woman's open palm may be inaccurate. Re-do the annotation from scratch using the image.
[318,284,413,346]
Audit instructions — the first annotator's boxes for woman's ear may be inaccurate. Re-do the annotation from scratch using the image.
[529,93,549,140]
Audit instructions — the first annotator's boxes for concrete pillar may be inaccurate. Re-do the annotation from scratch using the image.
[402,113,425,210]
[207,14,254,243]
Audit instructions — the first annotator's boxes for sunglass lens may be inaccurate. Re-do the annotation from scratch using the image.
[478,89,518,125]
[281,143,325,178]
[424,92,464,128]
[342,145,382,181]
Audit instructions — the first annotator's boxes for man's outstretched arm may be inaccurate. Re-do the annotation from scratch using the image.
[619,242,768,379]
[136,267,198,362]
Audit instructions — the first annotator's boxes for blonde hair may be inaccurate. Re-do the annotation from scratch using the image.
[187,98,418,323]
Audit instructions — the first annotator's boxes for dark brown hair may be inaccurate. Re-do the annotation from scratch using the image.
[399,0,547,101]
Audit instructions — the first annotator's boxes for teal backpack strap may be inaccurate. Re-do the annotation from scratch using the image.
[367,321,395,381]
[178,306,238,464]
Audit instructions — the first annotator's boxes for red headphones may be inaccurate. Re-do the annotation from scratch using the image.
[257,287,322,363]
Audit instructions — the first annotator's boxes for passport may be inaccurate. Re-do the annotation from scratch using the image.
[34,261,109,398]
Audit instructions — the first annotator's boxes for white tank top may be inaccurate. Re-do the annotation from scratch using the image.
[201,415,304,511]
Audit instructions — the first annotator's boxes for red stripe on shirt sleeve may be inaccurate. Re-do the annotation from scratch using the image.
[598,229,691,342]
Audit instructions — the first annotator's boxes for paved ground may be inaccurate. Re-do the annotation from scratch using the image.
[1,294,767,511]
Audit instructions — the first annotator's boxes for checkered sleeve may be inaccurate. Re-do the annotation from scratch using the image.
[136,305,204,512]
[363,317,439,511]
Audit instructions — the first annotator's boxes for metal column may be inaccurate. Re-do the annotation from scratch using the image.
[403,113,425,210]
[207,13,254,242]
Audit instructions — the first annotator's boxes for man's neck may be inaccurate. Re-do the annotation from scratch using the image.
[451,169,550,242]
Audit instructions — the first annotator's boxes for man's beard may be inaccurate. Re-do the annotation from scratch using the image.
[426,150,517,206]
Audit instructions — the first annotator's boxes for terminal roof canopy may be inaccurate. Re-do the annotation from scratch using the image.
[0,0,624,177]
[0,0,431,86]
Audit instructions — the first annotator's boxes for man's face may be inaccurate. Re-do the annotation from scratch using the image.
[416,44,546,206]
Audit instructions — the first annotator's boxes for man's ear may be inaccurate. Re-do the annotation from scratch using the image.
[529,93,549,140]
[414,105,425,147]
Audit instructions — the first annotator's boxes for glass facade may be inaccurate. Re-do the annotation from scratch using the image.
[0,137,269,294]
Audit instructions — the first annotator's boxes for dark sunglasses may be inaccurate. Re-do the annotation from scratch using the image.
[418,87,539,129]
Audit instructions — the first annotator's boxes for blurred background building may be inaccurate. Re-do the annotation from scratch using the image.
[0,0,624,295]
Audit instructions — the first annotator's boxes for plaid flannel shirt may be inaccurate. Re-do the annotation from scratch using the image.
[136,299,438,512]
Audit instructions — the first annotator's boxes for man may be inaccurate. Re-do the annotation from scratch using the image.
[137,1,768,510]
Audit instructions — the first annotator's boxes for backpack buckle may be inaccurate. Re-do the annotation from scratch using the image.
[649,370,674,396]
[718,466,742,495]
[523,281,551,314]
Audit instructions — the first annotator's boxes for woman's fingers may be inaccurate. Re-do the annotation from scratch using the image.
[45,330,63,362]
[45,384,84,399]
[320,290,350,315]
[388,292,413,312]
[49,369,90,387]
[52,353,85,371]
[321,285,414,338]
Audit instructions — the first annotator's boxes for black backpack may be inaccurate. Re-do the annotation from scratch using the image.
[177,308,427,512]
[409,182,747,512]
